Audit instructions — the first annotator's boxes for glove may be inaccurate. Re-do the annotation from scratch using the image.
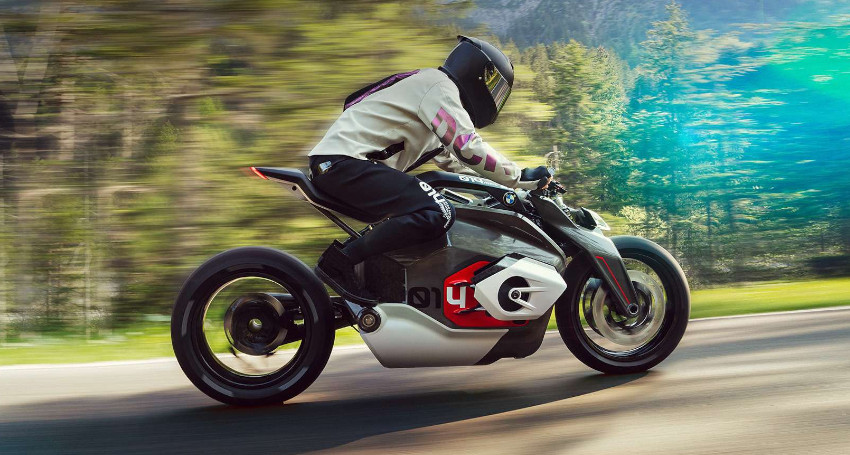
[569,208,594,229]
[520,166,553,190]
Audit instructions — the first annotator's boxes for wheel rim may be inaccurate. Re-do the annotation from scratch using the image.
[579,257,668,356]
[200,276,307,378]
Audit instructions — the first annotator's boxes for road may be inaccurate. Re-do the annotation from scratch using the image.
[1,308,849,454]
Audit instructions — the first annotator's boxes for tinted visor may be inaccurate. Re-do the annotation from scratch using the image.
[484,62,512,113]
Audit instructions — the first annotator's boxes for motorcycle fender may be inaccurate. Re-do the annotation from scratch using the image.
[564,228,639,314]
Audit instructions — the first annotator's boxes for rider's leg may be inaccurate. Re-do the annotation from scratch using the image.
[310,156,455,298]
[340,206,453,263]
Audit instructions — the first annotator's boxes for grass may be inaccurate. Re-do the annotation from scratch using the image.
[688,277,850,319]
[2,277,849,366]
[0,325,175,366]
[0,323,365,366]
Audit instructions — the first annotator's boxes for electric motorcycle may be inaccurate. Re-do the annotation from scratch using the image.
[171,166,690,405]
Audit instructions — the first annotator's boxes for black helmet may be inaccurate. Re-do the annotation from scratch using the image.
[440,35,514,129]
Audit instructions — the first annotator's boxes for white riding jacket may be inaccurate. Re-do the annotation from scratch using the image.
[308,68,537,190]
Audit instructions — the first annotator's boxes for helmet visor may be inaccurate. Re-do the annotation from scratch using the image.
[484,63,512,114]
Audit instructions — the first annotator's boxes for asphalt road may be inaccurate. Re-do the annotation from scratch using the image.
[2,308,849,455]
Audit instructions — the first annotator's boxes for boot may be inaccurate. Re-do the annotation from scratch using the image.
[315,241,378,305]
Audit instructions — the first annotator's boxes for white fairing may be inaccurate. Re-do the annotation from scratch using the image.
[473,257,567,320]
[360,304,507,368]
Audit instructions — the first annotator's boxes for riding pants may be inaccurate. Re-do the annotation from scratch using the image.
[309,155,455,263]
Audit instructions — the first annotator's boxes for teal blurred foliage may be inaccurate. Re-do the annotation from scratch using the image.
[0,0,848,338]
[514,3,850,285]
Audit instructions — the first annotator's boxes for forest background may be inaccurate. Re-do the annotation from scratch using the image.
[1,0,849,355]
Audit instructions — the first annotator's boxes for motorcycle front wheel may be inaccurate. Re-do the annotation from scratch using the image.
[171,247,334,405]
[556,236,690,374]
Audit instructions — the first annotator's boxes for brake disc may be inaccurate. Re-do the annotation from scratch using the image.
[223,293,289,356]
[582,278,604,336]
[586,270,666,348]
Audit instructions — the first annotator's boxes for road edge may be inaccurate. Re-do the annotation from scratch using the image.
[3,305,849,371]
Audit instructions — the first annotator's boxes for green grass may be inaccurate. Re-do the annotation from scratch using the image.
[2,277,849,366]
[688,276,850,319]
[0,325,175,366]
[0,324,364,366]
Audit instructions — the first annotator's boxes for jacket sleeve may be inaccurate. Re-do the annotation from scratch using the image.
[417,81,538,190]
[431,147,476,175]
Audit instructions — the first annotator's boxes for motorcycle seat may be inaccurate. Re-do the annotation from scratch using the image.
[252,167,382,223]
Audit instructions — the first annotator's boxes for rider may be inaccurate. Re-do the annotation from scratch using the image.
[309,35,552,303]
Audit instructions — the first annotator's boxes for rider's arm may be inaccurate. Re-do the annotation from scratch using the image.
[431,148,476,175]
[417,81,539,190]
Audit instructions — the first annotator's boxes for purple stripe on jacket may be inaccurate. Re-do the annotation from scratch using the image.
[343,70,420,110]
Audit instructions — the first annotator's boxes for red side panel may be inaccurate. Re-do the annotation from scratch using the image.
[443,261,528,328]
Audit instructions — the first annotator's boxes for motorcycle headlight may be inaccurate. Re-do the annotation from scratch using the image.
[585,209,611,231]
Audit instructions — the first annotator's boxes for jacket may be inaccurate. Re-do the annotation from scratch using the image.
[308,68,537,190]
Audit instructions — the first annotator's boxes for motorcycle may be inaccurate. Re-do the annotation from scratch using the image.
[171,165,690,406]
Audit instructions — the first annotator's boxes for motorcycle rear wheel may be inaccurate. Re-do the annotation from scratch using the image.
[556,236,690,374]
[171,247,334,405]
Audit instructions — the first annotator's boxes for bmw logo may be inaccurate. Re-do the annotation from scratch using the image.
[503,192,517,205]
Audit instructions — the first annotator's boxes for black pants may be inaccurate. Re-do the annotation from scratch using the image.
[309,155,455,263]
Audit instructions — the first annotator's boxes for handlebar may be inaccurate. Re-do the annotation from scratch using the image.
[548,180,567,195]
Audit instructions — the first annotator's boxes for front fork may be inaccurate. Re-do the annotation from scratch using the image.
[558,228,640,317]
[587,253,640,316]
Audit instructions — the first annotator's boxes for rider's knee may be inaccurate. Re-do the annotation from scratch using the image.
[438,203,456,234]
[415,203,455,240]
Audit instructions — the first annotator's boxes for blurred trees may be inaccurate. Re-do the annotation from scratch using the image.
[628,1,694,254]
[0,0,466,337]
[521,1,850,284]
[527,40,628,209]
[473,0,850,62]
[1,0,849,339]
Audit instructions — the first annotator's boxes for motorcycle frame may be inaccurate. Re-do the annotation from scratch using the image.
[418,171,639,316]
[258,167,640,319]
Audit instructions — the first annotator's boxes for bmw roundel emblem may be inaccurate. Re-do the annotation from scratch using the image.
[503,192,517,205]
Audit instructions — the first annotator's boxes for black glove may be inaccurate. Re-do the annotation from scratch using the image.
[520,166,553,190]
[569,208,594,229]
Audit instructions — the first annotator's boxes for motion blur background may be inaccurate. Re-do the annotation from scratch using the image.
[1,0,848,364]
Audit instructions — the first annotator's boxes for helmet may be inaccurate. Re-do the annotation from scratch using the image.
[440,35,514,129]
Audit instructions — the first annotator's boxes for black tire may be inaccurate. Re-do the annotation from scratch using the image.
[556,236,690,374]
[171,247,334,405]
